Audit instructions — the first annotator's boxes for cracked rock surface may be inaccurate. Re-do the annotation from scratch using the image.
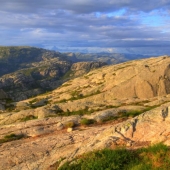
[1,56,170,169]
[0,103,170,170]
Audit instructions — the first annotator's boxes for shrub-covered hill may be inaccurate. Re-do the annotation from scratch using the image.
[0,46,66,76]
[0,46,107,101]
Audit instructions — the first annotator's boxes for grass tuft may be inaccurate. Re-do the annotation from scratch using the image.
[0,133,25,144]
[59,143,170,170]
[20,115,38,122]
[80,118,95,126]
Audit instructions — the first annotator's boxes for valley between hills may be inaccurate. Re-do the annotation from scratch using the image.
[0,47,170,169]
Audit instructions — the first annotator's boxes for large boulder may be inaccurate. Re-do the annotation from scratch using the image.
[35,107,56,119]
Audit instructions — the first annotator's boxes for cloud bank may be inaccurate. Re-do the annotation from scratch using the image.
[0,0,170,55]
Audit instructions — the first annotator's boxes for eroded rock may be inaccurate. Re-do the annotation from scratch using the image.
[0,103,170,170]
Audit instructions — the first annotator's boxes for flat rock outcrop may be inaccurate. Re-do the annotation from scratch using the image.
[50,56,170,106]
[0,105,146,125]
[0,47,108,101]
[1,56,170,170]
[71,61,106,77]
[0,103,170,170]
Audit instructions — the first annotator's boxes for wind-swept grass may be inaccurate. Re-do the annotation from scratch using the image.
[59,143,170,170]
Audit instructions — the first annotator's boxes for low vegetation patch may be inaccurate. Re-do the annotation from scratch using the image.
[120,110,143,118]
[5,105,15,111]
[98,115,120,123]
[0,133,25,144]
[56,90,101,103]
[106,105,119,109]
[29,98,38,104]
[119,106,159,119]
[28,98,49,108]
[59,143,170,170]
[5,98,13,104]
[61,70,74,79]
[59,108,93,116]
[20,115,38,122]
[69,90,101,101]
[80,118,95,126]
[61,83,72,87]
[83,75,89,79]
[64,121,75,128]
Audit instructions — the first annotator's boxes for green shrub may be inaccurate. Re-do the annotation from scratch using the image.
[121,110,142,118]
[106,105,118,109]
[0,133,25,144]
[99,115,119,123]
[80,118,95,126]
[84,75,89,79]
[58,99,67,103]
[119,105,160,119]
[20,115,37,122]
[5,98,13,104]
[140,142,168,154]
[59,108,92,116]
[5,105,15,111]
[59,148,136,170]
[64,121,75,128]
[59,143,170,170]
[29,98,38,104]
[61,70,74,79]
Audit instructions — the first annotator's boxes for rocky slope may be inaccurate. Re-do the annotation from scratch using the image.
[0,46,66,76]
[27,55,170,112]
[0,102,170,170]
[1,55,170,170]
[0,47,107,101]
[0,61,106,101]
[0,46,152,101]
[63,52,150,64]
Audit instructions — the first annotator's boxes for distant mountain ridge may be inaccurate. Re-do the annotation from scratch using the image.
[0,46,65,76]
[0,46,108,101]
[1,52,170,170]
[0,46,151,76]
[0,46,152,101]
[63,52,151,64]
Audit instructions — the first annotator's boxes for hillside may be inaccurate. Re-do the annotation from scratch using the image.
[42,55,170,112]
[0,46,150,101]
[0,56,170,169]
[0,46,107,101]
[63,52,150,64]
[0,46,64,75]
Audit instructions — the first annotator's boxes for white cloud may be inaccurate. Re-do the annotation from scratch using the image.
[0,0,170,55]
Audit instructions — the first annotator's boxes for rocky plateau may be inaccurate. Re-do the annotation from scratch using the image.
[0,50,170,170]
[0,47,107,101]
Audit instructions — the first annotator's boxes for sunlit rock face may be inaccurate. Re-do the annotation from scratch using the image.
[1,56,170,170]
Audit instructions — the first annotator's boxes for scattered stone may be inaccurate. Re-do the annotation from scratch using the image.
[31,99,48,107]
[14,101,29,107]
[67,128,73,132]
[57,122,64,130]
[35,107,56,119]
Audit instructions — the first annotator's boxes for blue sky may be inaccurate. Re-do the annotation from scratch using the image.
[0,0,170,55]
